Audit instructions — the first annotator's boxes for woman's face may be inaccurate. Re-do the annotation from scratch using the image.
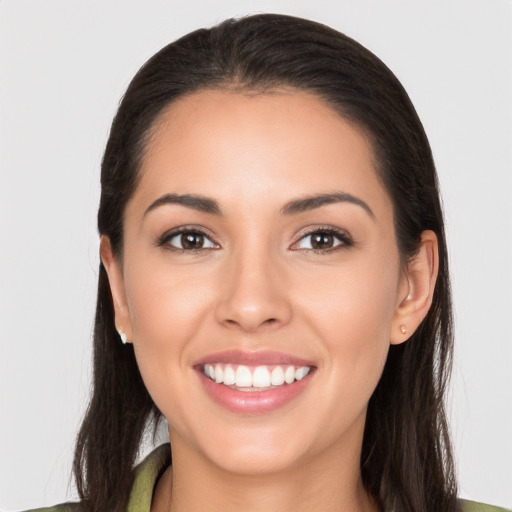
[106,89,411,475]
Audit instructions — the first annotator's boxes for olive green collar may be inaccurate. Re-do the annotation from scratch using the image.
[127,444,171,512]
[125,443,510,512]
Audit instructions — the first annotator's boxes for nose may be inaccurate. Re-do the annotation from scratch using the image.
[214,248,292,333]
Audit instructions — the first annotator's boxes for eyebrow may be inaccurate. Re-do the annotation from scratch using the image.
[144,193,222,217]
[144,190,374,219]
[281,192,375,219]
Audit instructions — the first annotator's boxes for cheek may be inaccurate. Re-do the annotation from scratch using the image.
[295,252,400,405]
[125,258,215,340]
[298,251,399,336]
[122,259,217,407]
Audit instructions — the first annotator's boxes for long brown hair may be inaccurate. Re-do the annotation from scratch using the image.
[74,14,457,512]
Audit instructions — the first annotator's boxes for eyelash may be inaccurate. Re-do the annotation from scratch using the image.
[291,227,354,253]
[157,226,219,252]
[157,226,354,254]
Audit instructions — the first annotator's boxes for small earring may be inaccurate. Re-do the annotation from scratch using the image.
[400,325,408,335]
[118,329,128,344]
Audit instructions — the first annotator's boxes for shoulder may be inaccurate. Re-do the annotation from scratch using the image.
[19,444,171,512]
[22,504,80,512]
[459,499,512,512]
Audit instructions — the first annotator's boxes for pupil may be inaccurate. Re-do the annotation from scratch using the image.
[182,233,204,249]
[311,233,333,249]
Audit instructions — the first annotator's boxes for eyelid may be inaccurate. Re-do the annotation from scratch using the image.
[290,225,354,252]
[156,224,353,252]
[157,225,220,251]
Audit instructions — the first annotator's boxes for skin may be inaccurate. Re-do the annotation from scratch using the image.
[101,89,439,512]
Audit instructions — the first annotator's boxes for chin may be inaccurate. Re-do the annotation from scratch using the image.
[205,437,307,476]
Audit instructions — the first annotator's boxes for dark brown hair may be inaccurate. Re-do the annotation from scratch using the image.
[74,13,457,512]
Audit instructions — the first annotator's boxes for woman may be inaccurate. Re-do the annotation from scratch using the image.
[27,13,508,512]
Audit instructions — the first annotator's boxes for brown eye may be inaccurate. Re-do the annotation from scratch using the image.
[164,230,217,250]
[181,232,205,249]
[292,229,353,252]
[310,233,335,250]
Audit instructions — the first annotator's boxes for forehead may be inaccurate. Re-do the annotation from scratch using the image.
[132,88,391,220]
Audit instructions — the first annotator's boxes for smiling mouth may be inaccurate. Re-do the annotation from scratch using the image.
[202,363,312,391]
[195,352,316,413]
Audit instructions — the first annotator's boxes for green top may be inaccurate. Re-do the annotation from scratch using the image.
[25,444,510,512]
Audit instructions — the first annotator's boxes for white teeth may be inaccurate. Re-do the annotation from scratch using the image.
[270,366,285,386]
[205,364,215,380]
[284,365,295,384]
[235,365,253,387]
[252,366,271,387]
[214,364,224,383]
[203,363,312,388]
[295,366,310,381]
[223,364,235,385]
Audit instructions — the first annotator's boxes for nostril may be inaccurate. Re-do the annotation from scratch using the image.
[222,317,278,330]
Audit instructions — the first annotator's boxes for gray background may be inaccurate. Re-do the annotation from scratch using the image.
[1,0,511,510]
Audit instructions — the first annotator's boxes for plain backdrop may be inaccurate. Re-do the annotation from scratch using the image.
[1,0,511,510]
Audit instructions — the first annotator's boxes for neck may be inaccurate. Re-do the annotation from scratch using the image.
[152,425,379,512]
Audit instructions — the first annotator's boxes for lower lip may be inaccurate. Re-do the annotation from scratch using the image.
[196,370,314,414]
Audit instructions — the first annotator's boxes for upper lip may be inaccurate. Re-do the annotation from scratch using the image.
[192,350,316,368]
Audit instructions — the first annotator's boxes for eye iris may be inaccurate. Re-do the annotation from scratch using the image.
[311,233,334,249]
[181,233,204,249]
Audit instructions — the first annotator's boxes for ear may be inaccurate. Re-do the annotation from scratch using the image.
[390,230,439,345]
[100,235,133,344]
